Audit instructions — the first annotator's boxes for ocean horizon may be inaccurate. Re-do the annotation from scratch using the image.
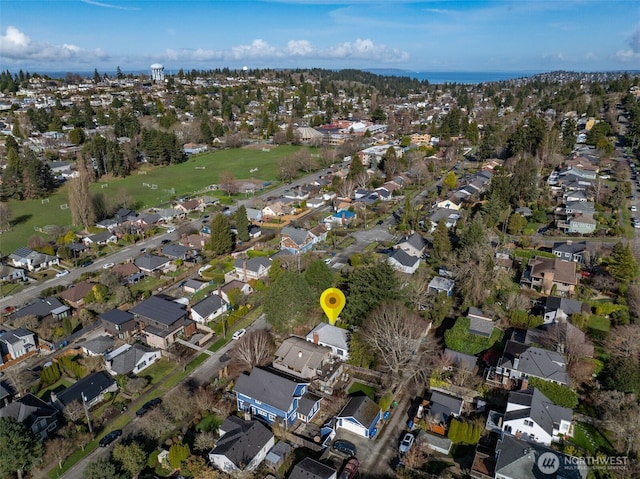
[365,69,543,84]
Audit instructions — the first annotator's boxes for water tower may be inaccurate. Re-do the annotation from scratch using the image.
[150,63,165,83]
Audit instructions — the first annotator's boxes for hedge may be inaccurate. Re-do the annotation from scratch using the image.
[528,377,578,408]
[444,317,503,355]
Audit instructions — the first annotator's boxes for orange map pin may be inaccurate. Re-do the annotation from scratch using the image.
[320,288,346,325]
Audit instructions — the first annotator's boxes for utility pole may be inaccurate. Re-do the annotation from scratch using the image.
[82,393,93,436]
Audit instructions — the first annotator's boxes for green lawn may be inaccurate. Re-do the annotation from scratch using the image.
[196,414,223,433]
[142,358,178,385]
[570,421,615,455]
[38,378,73,400]
[348,382,376,400]
[588,315,611,332]
[3,145,304,253]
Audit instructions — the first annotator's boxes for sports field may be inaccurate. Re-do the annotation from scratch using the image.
[1,144,304,253]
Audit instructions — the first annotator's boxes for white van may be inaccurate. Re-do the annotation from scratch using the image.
[198,264,213,276]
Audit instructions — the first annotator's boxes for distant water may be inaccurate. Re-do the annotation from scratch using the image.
[366,68,541,84]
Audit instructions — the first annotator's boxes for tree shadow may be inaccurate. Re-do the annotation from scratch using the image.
[10,214,32,226]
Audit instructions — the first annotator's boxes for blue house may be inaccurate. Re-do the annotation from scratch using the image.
[234,367,322,428]
[335,394,382,439]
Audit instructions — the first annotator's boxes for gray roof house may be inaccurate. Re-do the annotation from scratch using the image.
[496,339,569,385]
[335,394,382,439]
[387,248,420,274]
[467,307,494,338]
[82,336,115,356]
[50,371,118,410]
[428,276,455,296]
[0,264,27,283]
[272,336,333,380]
[208,415,275,473]
[82,231,117,246]
[289,457,337,479]
[427,391,464,426]
[0,328,37,363]
[306,323,350,359]
[100,309,137,339]
[134,253,171,273]
[129,295,194,350]
[161,243,190,260]
[232,257,272,281]
[552,241,587,263]
[8,247,59,272]
[106,344,161,376]
[395,232,427,257]
[190,294,229,324]
[0,393,59,439]
[13,296,69,320]
[543,296,584,324]
[501,388,572,446]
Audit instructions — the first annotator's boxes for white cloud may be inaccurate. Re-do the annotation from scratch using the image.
[80,0,140,11]
[0,26,109,64]
[613,25,640,63]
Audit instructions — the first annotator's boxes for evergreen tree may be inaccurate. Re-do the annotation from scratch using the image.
[264,271,315,332]
[432,219,452,260]
[235,205,250,242]
[303,259,333,295]
[0,417,43,479]
[609,242,639,283]
[208,213,233,255]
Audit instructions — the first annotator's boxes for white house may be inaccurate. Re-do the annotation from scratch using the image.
[209,416,275,473]
[501,388,572,446]
[305,323,350,360]
[190,294,229,324]
[0,328,37,363]
[387,249,420,274]
[105,344,161,376]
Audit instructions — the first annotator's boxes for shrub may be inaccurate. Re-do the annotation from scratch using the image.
[528,377,579,408]
[444,317,503,355]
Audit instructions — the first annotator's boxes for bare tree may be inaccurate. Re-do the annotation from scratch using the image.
[193,387,217,414]
[278,156,298,182]
[194,431,217,452]
[219,171,238,196]
[595,391,640,457]
[293,149,317,173]
[0,202,12,232]
[353,171,370,189]
[63,400,85,423]
[230,330,274,372]
[163,384,193,421]
[139,407,173,440]
[604,325,640,359]
[79,355,104,374]
[46,436,75,469]
[337,178,355,199]
[362,301,427,378]
[402,442,430,470]
[404,268,434,312]
[124,377,148,395]
[4,368,33,396]
[541,321,593,364]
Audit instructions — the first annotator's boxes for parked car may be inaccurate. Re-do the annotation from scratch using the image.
[632,206,637,212]
[79,260,93,268]
[333,439,357,457]
[99,430,122,447]
[161,239,171,245]
[166,227,176,233]
[103,263,115,269]
[399,432,415,454]
[340,458,360,479]
[136,398,162,416]
[55,270,70,277]
[232,329,247,340]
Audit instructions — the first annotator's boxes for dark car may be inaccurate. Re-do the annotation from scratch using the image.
[136,397,162,416]
[333,439,357,457]
[161,239,171,245]
[376,219,384,225]
[79,260,93,268]
[99,430,122,447]
[340,457,359,479]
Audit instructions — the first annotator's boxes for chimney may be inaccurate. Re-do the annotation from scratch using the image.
[520,378,528,390]
[566,240,573,245]
[513,354,520,370]
[313,332,319,344]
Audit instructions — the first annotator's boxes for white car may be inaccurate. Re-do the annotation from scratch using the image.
[399,432,415,454]
[55,270,70,278]
[103,263,115,269]
[232,329,247,340]
[632,206,637,212]
[166,227,176,233]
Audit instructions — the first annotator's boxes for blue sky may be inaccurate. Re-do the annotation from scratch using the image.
[1,0,638,73]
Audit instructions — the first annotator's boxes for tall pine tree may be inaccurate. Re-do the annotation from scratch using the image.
[208,213,233,255]
[235,205,250,242]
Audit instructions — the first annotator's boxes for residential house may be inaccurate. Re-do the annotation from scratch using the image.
[161,244,190,260]
[50,371,118,410]
[444,348,478,372]
[306,323,350,360]
[261,200,295,218]
[232,257,272,281]
[219,280,253,303]
[434,194,464,211]
[306,197,326,208]
[428,208,461,232]
[264,441,292,471]
[129,295,196,350]
[531,321,594,358]
[500,388,572,446]
[425,391,464,430]
[543,296,584,324]
[0,394,58,439]
[208,415,275,473]
[562,190,590,203]
[100,309,137,339]
[492,336,569,386]
[234,366,322,427]
[272,336,333,380]
[289,457,337,479]
[521,257,578,295]
[180,233,209,251]
[325,210,356,226]
[0,265,26,283]
[134,253,172,274]
[335,394,382,439]
[467,307,495,338]
[190,294,229,324]
[0,328,37,364]
[8,247,59,272]
[82,336,115,356]
[470,435,587,479]
[0,381,14,407]
[114,208,136,224]
[395,232,427,258]
[58,280,94,308]
[552,241,587,263]
[387,249,420,274]
[566,214,597,234]
[183,279,208,294]
[280,225,328,254]
[13,296,69,322]
[82,231,118,246]
[248,225,262,239]
[176,199,202,214]
[112,262,144,285]
[106,344,160,376]
[428,276,455,296]
[155,207,184,222]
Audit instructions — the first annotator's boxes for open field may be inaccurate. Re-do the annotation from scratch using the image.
[1,145,304,253]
